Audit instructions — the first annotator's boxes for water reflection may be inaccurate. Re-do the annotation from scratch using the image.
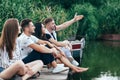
[68,41,120,80]
[93,71,120,80]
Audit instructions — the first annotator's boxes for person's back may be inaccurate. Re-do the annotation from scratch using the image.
[0,19,22,69]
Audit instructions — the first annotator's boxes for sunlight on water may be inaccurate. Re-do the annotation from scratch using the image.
[93,71,120,80]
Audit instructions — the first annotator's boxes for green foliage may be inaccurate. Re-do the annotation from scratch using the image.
[0,0,67,33]
[0,0,36,31]
[82,0,107,8]
[0,0,120,40]
[72,3,99,40]
[98,1,120,34]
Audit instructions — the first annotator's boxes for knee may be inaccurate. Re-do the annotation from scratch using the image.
[39,60,44,66]
[14,61,26,75]
[15,61,24,68]
[15,61,25,71]
[56,54,62,58]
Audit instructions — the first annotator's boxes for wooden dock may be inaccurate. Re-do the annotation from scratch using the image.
[29,68,69,80]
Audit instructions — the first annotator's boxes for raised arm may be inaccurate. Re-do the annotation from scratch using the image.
[56,14,84,31]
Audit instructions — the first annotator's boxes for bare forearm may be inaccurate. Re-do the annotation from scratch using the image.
[39,45,53,53]
[54,41,67,47]
[56,14,84,31]
[56,19,75,31]
[49,39,67,47]
[38,40,49,45]
[29,44,53,53]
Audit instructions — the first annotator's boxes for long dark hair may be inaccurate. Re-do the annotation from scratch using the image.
[34,22,43,39]
[0,18,19,59]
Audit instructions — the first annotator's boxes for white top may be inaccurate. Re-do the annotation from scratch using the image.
[45,29,57,40]
[17,33,39,59]
[0,39,22,69]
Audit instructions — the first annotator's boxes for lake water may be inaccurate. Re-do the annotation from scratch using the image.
[68,41,120,80]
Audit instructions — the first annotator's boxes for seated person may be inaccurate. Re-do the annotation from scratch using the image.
[18,19,69,74]
[18,19,88,73]
[39,18,79,66]
[43,18,81,66]
[33,22,88,72]
[0,18,43,80]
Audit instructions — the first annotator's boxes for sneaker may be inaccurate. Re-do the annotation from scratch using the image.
[48,64,64,72]
[0,78,3,80]
[72,60,79,66]
[52,66,69,74]
[13,75,22,80]
[14,77,22,80]
[48,67,54,72]
[57,64,64,67]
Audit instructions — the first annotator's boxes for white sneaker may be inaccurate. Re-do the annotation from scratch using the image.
[0,78,3,80]
[57,64,64,67]
[48,64,64,72]
[48,67,54,72]
[72,60,79,66]
[52,66,69,74]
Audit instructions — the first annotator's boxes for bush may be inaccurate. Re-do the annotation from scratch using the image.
[0,0,69,40]
[98,1,120,34]
[71,3,99,40]
[0,0,120,40]
[0,0,36,31]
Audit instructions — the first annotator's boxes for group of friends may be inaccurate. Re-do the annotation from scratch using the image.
[0,14,88,80]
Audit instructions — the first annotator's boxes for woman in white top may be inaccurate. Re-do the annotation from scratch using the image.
[0,18,43,80]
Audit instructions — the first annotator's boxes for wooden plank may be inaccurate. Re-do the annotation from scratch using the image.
[30,68,69,80]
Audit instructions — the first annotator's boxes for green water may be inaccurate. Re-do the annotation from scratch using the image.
[69,41,120,80]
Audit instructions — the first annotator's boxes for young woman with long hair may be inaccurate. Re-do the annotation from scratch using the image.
[0,18,43,80]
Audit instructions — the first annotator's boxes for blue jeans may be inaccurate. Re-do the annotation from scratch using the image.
[61,47,72,57]
[0,67,4,73]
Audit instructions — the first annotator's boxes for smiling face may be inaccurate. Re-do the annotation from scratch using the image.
[44,18,56,31]
[48,20,56,30]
